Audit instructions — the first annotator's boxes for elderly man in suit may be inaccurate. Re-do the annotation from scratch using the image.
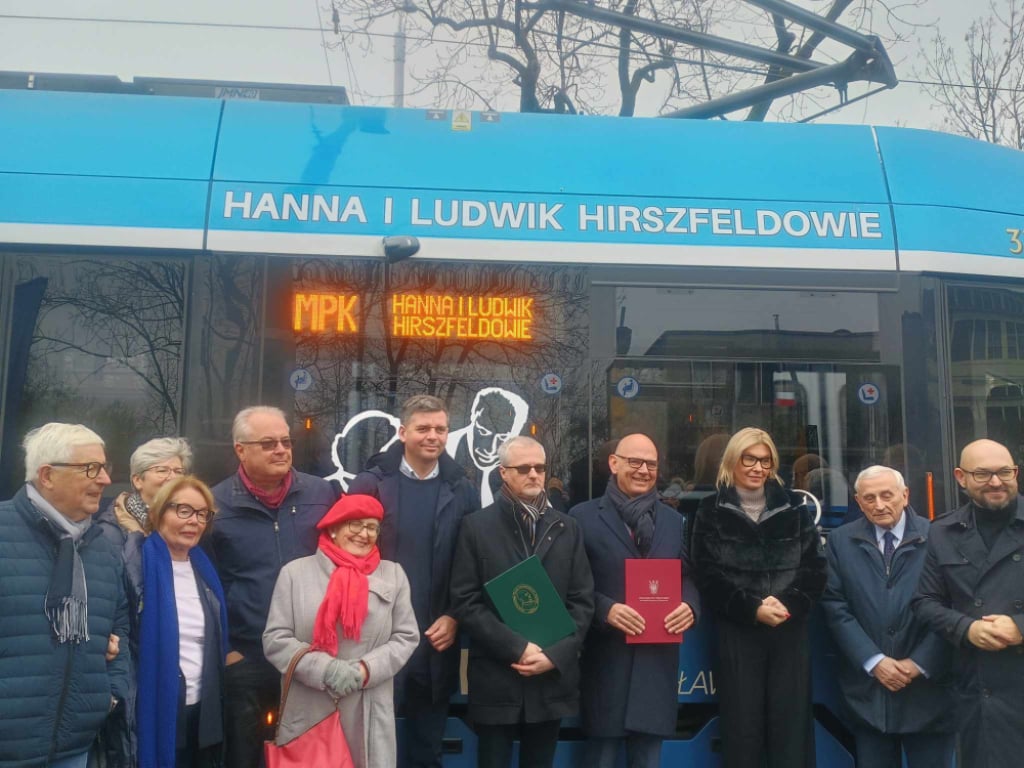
[822,465,953,767]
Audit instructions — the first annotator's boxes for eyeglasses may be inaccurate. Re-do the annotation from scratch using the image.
[503,464,547,475]
[345,520,381,536]
[961,466,1018,484]
[238,437,293,451]
[49,462,112,479]
[614,455,659,472]
[167,502,214,524]
[740,454,774,469]
[145,465,185,479]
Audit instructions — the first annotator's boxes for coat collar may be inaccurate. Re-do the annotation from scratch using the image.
[936,497,1024,575]
[368,440,466,484]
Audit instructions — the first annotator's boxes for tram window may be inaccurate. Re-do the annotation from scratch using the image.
[0,254,187,498]
[265,257,591,503]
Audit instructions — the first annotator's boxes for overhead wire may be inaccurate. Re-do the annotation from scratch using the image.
[2,12,1020,96]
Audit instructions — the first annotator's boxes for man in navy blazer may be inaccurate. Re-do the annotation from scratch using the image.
[571,433,700,768]
[822,465,953,768]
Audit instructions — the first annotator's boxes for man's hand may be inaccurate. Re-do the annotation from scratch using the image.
[511,648,555,676]
[755,596,790,627]
[105,634,120,662]
[969,615,1023,650]
[607,603,646,636]
[872,657,913,692]
[226,651,245,666]
[518,642,543,664]
[425,615,458,652]
[894,659,922,682]
[665,602,695,634]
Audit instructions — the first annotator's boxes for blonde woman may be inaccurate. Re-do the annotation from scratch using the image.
[691,427,826,768]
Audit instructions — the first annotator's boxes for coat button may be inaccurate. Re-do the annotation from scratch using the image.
[1015,601,1023,610]
[887,627,896,636]
[1014,554,1022,562]
[962,557,969,563]
[983,689,991,697]
[974,598,984,607]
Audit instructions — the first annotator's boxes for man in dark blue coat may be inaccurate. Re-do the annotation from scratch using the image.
[822,465,953,768]
[0,423,130,768]
[348,394,477,768]
[913,439,1024,768]
[571,433,700,768]
[205,406,336,768]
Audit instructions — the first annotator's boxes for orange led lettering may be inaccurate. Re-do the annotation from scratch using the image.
[390,294,535,341]
[293,293,359,333]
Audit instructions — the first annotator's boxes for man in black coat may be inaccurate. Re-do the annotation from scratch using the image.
[571,433,700,768]
[450,436,594,768]
[913,439,1024,768]
[348,394,478,768]
[822,465,953,768]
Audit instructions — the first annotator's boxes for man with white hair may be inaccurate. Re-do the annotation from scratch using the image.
[0,422,130,768]
[822,465,953,768]
[205,405,337,768]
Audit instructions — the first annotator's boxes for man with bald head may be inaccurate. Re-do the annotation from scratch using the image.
[571,433,700,768]
[913,439,1024,768]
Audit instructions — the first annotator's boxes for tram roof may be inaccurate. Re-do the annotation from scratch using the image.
[1,89,1022,278]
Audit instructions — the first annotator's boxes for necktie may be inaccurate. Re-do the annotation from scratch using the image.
[883,531,896,573]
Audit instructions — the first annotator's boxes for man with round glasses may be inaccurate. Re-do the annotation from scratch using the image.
[913,438,1024,768]
[206,405,337,768]
[0,422,130,768]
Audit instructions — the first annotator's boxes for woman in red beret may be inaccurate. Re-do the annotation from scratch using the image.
[263,494,419,767]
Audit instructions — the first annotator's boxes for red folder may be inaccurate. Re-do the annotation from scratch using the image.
[624,558,683,644]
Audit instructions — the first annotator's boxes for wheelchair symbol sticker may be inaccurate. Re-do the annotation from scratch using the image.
[857,382,880,405]
[616,376,640,399]
[540,373,563,395]
[289,368,313,392]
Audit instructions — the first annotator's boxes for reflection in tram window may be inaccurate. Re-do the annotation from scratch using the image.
[948,285,1024,462]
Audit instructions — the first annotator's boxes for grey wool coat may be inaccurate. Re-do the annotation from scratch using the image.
[263,551,419,768]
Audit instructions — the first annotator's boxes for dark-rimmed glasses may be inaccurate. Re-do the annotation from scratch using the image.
[740,454,773,469]
[961,466,1018,484]
[614,455,659,472]
[49,462,112,479]
[238,437,293,451]
[345,520,381,537]
[167,502,214,524]
[503,464,547,475]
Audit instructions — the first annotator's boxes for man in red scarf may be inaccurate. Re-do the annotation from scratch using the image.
[205,406,337,768]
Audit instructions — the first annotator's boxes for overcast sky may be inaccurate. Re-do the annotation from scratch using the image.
[0,0,987,131]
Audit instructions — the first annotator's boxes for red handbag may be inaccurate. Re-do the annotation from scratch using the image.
[264,647,355,768]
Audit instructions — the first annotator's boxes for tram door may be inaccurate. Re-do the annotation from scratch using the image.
[604,359,903,528]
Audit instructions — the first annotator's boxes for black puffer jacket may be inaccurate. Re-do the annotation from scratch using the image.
[692,482,826,625]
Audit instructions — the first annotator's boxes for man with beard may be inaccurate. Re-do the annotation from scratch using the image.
[913,439,1024,768]
[571,433,700,768]
[450,436,593,767]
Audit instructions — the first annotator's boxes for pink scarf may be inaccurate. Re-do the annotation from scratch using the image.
[238,466,293,510]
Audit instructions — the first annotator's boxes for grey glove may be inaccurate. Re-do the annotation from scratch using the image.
[323,659,362,698]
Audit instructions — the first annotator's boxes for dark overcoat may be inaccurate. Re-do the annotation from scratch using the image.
[822,509,952,734]
[348,441,478,702]
[912,498,1024,768]
[571,495,701,737]
[449,497,594,725]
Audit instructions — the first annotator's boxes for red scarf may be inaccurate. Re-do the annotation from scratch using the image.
[311,532,381,653]
[238,466,293,510]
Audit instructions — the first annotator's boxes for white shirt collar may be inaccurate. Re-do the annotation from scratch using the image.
[874,508,907,548]
[400,456,440,480]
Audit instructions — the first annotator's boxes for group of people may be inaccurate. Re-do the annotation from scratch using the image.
[0,401,1022,768]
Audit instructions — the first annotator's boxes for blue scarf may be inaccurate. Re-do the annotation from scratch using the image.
[137,534,228,768]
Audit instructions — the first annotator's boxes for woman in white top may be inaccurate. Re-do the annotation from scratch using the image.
[136,476,228,768]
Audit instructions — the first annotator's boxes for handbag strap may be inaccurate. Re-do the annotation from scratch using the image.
[274,645,313,737]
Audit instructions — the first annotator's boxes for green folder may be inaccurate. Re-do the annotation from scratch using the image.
[483,554,577,648]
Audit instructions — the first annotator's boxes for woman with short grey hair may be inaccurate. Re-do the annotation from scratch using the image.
[101,437,193,537]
